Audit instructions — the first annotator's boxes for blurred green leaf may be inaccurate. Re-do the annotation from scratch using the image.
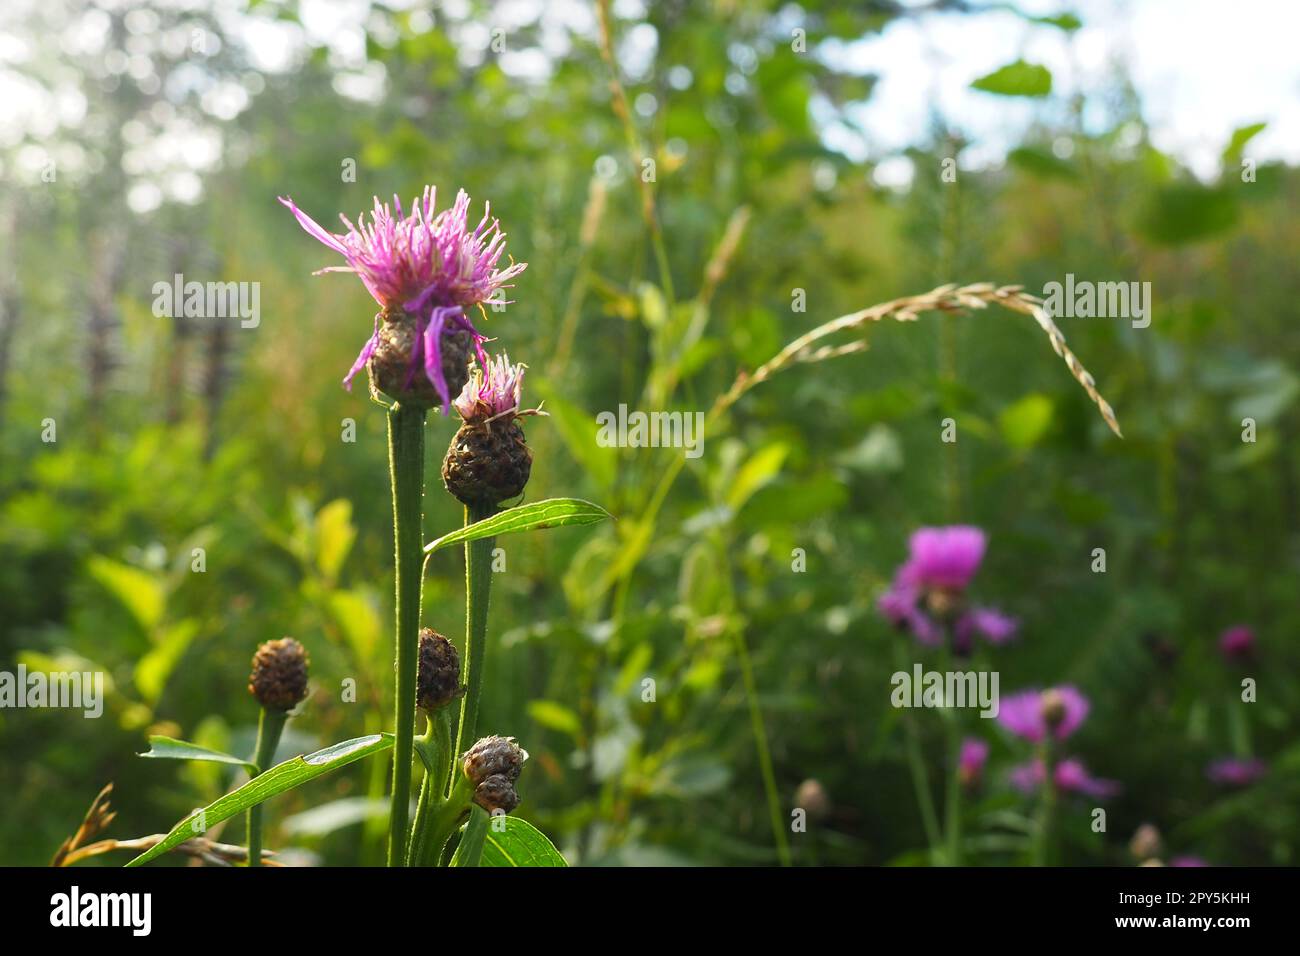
[1138,183,1238,245]
[527,699,583,738]
[424,498,613,554]
[86,556,165,632]
[531,380,618,489]
[727,442,790,511]
[126,734,394,867]
[971,61,1052,97]
[314,499,356,582]
[999,393,1055,448]
[1223,122,1267,162]
[134,619,200,705]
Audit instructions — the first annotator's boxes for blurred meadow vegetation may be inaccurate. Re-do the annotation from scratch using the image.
[1,0,1297,866]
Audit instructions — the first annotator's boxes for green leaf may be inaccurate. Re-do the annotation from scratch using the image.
[527,699,583,738]
[1223,122,1266,162]
[134,619,199,705]
[531,379,618,489]
[138,735,257,774]
[1138,183,1238,245]
[86,556,165,632]
[971,60,1052,97]
[478,816,568,867]
[314,499,357,582]
[727,442,790,512]
[999,393,1055,448]
[424,498,613,554]
[125,733,393,867]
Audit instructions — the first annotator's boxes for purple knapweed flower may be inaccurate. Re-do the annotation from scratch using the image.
[453,352,528,424]
[876,525,1018,651]
[958,738,990,787]
[278,186,527,411]
[1218,625,1255,663]
[1206,757,1266,788]
[1009,757,1119,798]
[997,686,1090,743]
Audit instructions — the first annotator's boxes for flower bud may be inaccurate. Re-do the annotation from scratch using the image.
[1129,823,1162,861]
[1039,688,1067,729]
[442,419,532,507]
[462,735,528,787]
[249,637,310,712]
[473,773,520,814]
[416,628,461,712]
[369,310,475,411]
[794,779,830,821]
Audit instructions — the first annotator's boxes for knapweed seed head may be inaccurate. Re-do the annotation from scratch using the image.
[249,637,310,712]
[463,735,528,786]
[416,628,462,712]
[442,354,538,507]
[278,187,526,412]
[473,773,520,815]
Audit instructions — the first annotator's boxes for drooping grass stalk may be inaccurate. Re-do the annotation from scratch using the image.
[246,708,286,867]
[387,402,427,866]
[449,502,497,783]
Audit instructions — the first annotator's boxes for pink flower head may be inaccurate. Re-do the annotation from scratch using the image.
[898,526,987,592]
[453,352,528,424]
[876,584,941,646]
[1009,758,1119,799]
[1206,757,1266,788]
[954,606,1019,652]
[1170,856,1210,867]
[958,738,990,786]
[1218,626,1255,662]
[996,686,1090,743]
[278,187,527,411]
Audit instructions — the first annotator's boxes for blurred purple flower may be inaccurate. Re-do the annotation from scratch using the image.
[997,686,1090,743]
[876,525,1016,650]
[1009,757,1119,799]
[1206,757,1266,788]
[898,526,986,592]
[1170,856,1210,867]
[958,738,990,787]
[1218,625,1255,662]
[278,186,526,410]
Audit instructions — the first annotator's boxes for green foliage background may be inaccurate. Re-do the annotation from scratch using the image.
[1,0,1296,866]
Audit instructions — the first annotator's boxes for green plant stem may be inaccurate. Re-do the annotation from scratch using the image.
[407,710,452,865]
[246,707,286,867]
[387,402,427,866]
[939,640,962,867]
[450,501,497,782]
[417,775,474,867]
[1033,740,1056,867]
[893,638,942,862]
[731,623,792,867]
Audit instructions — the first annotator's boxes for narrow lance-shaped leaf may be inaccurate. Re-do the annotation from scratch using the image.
[424,498,613,554]
[138,736,258,774]
[125,733,394,867]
